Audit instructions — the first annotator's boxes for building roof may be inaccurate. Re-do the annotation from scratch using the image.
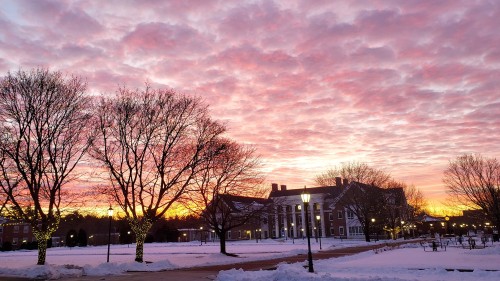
[218,194,271,212]
[269,185,344,198]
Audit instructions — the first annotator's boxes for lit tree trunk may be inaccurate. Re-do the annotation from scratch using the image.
[130,220,152,263]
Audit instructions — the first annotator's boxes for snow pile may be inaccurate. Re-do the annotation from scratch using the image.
[217,263,411,281]
[217,243,500,281]
[0,264,84,280]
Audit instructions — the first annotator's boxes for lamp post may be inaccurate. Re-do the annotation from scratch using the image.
[291,223,295,244]
[301,187,314,273]
[371,218,377,241]
[107,206,113,263]
[127,231,131,248]
[445,216,450,234]
[285,227,288,240]
[316,215,322,250]
[401,220,405,239]
[200,227,204,246]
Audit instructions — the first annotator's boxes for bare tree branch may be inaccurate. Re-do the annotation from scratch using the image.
[0,68,92,265]
[90,85,225,262]
[444,153,500,229]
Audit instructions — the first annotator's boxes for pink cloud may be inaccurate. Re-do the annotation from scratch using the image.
[1,0,499,209]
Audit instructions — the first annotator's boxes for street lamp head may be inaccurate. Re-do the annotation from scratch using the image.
[371,218,375,223]
[301,186,311,203]
[200,226,203,230]
[445,216,449,221]
[107,206,114,217]
[316,215,320,221]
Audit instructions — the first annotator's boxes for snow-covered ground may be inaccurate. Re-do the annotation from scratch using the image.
[0,237,498,280]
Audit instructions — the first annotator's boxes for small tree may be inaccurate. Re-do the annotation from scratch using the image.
[66,230,78,247]
[91,85,225,262]
[183,139,266,255]
[444,154,500,230]
[78,228,88,247]
[0,68,92,264]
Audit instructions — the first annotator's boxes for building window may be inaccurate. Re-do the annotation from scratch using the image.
[13,225,19,233]
[348,226,363,235]
[23,225,29,233]
[238,230,241,238]
[339,226,344,235]
[12,238,18,245]
[337,211,343,219]
[330,227,334,236]
[227,231,231,239]
[347,211,354,220]
[329,213,334,221]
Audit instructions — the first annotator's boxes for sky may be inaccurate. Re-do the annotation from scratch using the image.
[1,0,499,212]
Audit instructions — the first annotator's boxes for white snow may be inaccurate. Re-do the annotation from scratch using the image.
[0,238,499,280]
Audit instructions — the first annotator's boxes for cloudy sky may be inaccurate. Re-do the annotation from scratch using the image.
[1,0,499,210]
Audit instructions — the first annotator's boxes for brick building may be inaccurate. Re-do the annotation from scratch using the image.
[0,219,36,249]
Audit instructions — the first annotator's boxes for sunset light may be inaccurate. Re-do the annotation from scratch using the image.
[1,1,498,215]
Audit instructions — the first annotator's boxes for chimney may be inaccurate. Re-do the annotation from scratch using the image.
[343,178,349,186]
[272,183,278,192]
[335,177,342,187]
[280,185,287,191]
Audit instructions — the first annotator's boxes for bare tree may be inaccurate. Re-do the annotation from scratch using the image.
[444,154,500,230]
[315,162,391,242]
[402,183,426,222]
[315,161,391,187]
[380,180,413,239]
[183,138,267,255]
[0,68,92,265]
[91,86,225,262]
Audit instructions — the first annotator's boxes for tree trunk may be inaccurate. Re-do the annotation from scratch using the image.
[130,220,152,263]
[364,221,371,242]
[219,232,227,254]
[33,231,50,265]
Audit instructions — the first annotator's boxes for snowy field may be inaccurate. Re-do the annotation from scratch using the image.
[0,237,499,280]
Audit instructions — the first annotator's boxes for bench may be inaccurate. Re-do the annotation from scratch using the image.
[420,240,448,252]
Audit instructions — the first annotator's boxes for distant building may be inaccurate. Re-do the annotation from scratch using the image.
[0,219,36,250]
[209,178,407,240]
